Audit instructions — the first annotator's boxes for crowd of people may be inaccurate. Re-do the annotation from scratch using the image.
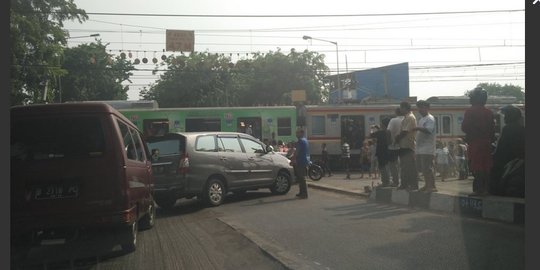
[262,87,524,199]
[314,87,524,198]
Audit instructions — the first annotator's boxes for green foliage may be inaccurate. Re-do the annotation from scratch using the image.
[466,83,525,103]
[141,49,329,107]
[60,41,134,102]
[10,0,88,105]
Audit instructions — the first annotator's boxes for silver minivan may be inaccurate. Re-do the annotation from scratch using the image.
[146,132,295,208]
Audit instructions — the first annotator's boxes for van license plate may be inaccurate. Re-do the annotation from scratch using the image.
[34,184,79,200]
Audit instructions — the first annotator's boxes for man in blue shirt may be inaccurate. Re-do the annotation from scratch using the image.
[294,129,310,199]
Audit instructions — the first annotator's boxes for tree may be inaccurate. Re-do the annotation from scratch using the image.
[10,0,87,105]
[141,49,329,107]
[59,41,134,102]
[140,52,235,108]
[467,83,525,103]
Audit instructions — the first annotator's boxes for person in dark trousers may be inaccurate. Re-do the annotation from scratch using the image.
[461,87,495,196]
[395,101,419,191]
[341,140,351,179]
[292,128,310,199]
[490,105,524,197]
[321,143,332,177]
[370,118,392,186]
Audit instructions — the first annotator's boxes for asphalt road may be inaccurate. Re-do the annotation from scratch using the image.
[13,188,524,270]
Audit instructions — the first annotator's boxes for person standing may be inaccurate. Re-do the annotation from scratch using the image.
[359,141,371,179]
[293,129,310,199]
[455,139,469,180]
[413,100,437,192]
[370,118,392,186]
[341,140,351,179]
[435,141,450,181]
[490,105,525,197]
[461,87,495,196]
[368,138,378,179]
[387,107,404,187]
[321,143,332,177]
[395,101,418,191]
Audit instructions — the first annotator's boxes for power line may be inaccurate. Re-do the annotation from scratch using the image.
[72,9,523,18]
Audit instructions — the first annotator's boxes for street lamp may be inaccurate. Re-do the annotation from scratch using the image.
[303,35,340,90]
[68,33,100,39]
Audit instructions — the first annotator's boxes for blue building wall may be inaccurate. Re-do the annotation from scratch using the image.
[329,62,409,103]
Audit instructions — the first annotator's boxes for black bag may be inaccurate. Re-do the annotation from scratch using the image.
[499,158,524,198]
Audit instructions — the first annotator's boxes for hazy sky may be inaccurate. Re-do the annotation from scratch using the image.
[64,0,525,101]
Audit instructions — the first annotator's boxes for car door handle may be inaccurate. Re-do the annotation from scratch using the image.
[248,157,255,160]
[220,157,227,161]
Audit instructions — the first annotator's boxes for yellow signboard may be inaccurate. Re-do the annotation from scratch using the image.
[291,90,306,102]
[166,30,195,52]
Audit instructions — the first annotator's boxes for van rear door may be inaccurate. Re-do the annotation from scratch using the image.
[11,114,123,229]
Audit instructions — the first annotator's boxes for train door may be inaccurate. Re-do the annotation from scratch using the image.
[143,119,169,137]
[340,115,365,150]
[237,117,262,140]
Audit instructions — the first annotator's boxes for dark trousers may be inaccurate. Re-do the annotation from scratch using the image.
[294,165,308,196]
[342,157,351,178]
[399,148,418,189]
[416,154,435,188]
[387,149,400,185]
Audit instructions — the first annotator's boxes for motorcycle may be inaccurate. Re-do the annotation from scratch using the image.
[308,162,323,181]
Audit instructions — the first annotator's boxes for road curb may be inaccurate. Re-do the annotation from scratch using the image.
[370,187,525,224]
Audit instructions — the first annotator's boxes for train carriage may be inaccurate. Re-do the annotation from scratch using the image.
[85,96,523,169]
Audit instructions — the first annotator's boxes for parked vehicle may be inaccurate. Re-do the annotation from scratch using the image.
[145,132,295,208]
[308,162,324,181]
[11,103,156,256]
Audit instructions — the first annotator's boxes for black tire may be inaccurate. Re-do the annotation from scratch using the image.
[121,221,138,253]
[139,200,156,230]
[308,164,323,181]
[270,172,291,195]
[155,195,176,209]
[204,178,226,206]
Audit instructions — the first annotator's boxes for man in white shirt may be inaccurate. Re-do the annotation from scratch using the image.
[395,101,418,190]
[387,107,404,187]
[414,100,437,192]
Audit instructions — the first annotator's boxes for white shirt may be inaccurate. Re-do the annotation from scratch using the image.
[387,116,404,150]
[415,113,436,155]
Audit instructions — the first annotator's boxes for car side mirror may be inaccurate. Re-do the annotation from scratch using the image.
[266,145,274,153]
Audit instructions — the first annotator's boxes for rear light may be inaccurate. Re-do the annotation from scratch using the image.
[177,152,189,174]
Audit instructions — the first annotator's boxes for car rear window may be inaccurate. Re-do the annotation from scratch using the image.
[11,116,106,161]
[147,137,185,156]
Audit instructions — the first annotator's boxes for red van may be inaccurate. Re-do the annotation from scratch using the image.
[11,103,156,255]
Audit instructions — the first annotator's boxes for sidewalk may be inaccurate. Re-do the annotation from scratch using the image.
[306,172,524,225]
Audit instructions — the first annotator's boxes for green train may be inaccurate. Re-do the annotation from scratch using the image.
[118,104,298,144]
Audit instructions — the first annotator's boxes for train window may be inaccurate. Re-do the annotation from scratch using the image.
[442,116,451,134]
[435,115,452,135]
[277,117,292,136]
[311,116,326,135]
[186,118,221,132]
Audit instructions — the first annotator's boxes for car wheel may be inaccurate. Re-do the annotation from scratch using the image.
[139,200,156,230]
[270,172,291,195]
[205,178,226,206]
[121,221,138,253]
[155,195,176,209]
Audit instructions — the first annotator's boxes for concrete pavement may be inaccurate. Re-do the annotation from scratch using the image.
[306,172,524,225]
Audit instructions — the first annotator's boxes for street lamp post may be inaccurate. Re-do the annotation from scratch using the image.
[68,33,100,39]
[303,35,340,91]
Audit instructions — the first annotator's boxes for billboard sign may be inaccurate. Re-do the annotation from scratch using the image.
[166,30,195,52]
